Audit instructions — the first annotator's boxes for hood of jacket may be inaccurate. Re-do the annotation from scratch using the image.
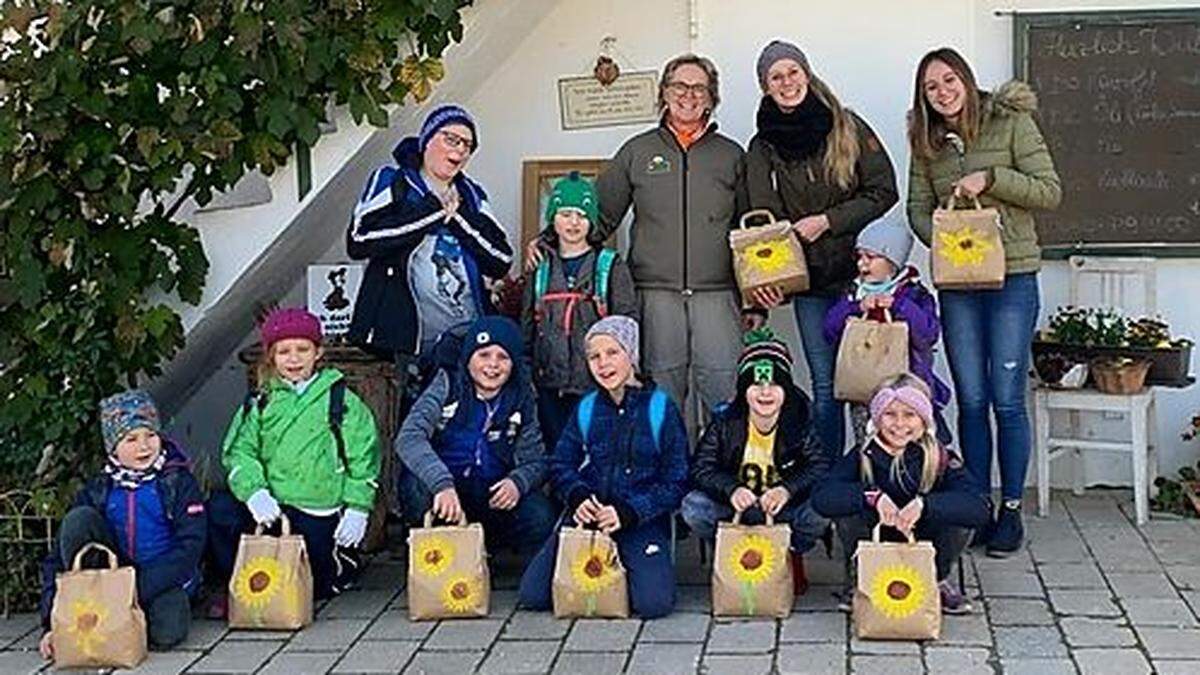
[391,136,486,211]
[984,80,1038,119]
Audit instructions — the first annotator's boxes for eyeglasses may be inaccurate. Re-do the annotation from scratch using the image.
[665,81,709,98]
[437,129,474,152]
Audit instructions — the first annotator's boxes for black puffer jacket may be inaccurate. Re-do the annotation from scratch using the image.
[690,388,829,501]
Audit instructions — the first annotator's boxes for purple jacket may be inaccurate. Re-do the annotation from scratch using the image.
[823,267,951,407]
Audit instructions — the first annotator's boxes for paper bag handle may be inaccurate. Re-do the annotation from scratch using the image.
[738,209,777,229]
[71,543,118,571]
[423,510,468,528]
[731,509,776,527]
[871,522,916,544]
[943,190,983,211]
[254,513,292,536]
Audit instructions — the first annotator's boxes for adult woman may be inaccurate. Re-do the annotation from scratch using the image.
[744,40,899,458]
[529,54,746,423]
[906,47,1061,556]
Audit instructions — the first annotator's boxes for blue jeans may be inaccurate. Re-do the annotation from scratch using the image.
[679,490,828,554]
[793,293,844,458]
[939,272,1040,501]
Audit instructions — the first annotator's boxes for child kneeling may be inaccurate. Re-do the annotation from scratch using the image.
[518,316,689,618]
[812,374,988,613]
[396,316,555,553]
[39,390,207,658]
[681,329,829,595]
[209,308,380,608]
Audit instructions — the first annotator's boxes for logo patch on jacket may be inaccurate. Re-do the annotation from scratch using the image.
[186,503,205,516]
[646,155,671,175]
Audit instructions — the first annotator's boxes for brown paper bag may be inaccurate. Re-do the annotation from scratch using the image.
[228,515,314,629]
[931,195,1006,290]
[834,311,911,403]
[711,512,793,618]
[407,512,490,620]
[730,209,810,305]
[552,526,629,618]
[853,525,941,640]
[51,543,147,669]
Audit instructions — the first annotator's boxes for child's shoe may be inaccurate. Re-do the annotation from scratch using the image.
[986,500,1025,558]
[835,585,853,612]
[790,552,809,596]
[938,579,972,614]
[204,591,228,620]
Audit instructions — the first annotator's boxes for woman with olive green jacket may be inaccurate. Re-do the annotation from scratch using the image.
[906,48,1061,558]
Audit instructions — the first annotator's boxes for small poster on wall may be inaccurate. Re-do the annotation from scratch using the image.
[307,263,363,338]
[557,70,659,130]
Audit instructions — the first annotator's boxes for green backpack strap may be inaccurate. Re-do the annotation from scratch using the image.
[592,248,617,316]
[533,258,552,302]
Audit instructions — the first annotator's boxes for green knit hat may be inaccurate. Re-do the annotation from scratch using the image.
[544,171,599,227]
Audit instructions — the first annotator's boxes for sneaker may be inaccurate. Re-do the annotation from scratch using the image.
[986,502,1025,558]
[790,553,809,597]
[938,579,972,614]
[835,586,853,613]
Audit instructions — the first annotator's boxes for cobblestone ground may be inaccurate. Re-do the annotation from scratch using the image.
[5,490,1200,674]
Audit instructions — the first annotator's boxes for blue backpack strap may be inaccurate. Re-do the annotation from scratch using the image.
[648,388,668,451]
[533,258,552,302]
[592,248,617,315]
[575,391,597,444]
[329,379,348,472]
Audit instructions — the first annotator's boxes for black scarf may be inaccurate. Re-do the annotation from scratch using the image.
[755,94,833,163]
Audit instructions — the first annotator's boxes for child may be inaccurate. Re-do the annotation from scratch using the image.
[39,390,207,657]
[812,374,988,613]
[522,171,638,450]
[517,315,689,619]
[209,307,380,608]
[823,216,952,447]
[681,328,829,595]
[395,315,555,553]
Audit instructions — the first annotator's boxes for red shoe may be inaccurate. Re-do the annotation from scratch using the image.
[790,552,809,596]
[205,591,228,620]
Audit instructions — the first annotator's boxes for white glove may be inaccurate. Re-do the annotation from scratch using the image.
[334,509,369,548]
[246,489,281,526]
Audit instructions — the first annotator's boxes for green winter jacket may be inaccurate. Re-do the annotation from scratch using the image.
[907,80,1062,275]
[222,368,380,513]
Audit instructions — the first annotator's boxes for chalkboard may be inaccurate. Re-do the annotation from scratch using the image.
[1013,10,1200,251]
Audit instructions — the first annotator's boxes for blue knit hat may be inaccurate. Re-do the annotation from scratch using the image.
[99,389,161,454]
[419,104,478,153]
[856,216,914,271]
[461,316,523,365]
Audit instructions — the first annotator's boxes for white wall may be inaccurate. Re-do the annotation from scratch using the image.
[170,0,1200,489]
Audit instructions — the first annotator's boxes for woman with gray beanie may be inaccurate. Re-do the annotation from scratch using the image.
[744,39,899,459]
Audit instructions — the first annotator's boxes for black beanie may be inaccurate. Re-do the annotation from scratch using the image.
[735,328,794,395]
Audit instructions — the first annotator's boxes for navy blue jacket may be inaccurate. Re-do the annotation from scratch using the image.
[40,441,207,628]
[551,383,689,529]
[346,137,513,354]
[811,439,988,529]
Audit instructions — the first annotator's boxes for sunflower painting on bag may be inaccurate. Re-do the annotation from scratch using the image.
[441,575,483,614]
[725,533,778,614]
[233,556,287,620]
[570,545,621,616]
[414,536,455,577]
[65,598,106,656]
[742,240,797,277]
[868,563,929,619]
[936,226,993,268]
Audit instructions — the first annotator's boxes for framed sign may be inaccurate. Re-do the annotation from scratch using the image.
[306,263,364,339]
[557,70,659,130]
[520,158,608,249]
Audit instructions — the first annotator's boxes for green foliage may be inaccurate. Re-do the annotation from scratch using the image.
[1151,462,1200,518]
[0,1,469,503]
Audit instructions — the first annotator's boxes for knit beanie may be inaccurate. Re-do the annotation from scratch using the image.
[869,382,935,433]
[756,40,810,89]
[260,307,322,350]
[99,390,161,454]
[585,315,640,369]
[461,315,524,365]
[856,216,914,271]
[736,327,794,394]
[419,104,478,153]
[544,171,600,227]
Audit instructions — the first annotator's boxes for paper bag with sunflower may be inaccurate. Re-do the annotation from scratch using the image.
[552,526,629,618]
[51,543,147,669]
[729,209,810,305]
[833,311,910,403]
[711,512,793,617]
[228,515,314,629]
[853,525,941,640]
[931,195,1005,290]
[407,512,490,620]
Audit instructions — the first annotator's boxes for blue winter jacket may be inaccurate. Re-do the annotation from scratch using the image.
[40,440,207,628]
[551,383,689,529]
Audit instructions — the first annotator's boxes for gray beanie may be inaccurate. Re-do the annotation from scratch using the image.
[856,216,914,271]
[756,40,809,88]
[585,315,640,370]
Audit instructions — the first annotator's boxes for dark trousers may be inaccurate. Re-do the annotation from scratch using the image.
[58,507,191,649]
[517,514,676,619]
[398,470,556,555]
[206,491,356,600]
[536,387,582,454]
[834,513,972,582]
[679,489,829,554]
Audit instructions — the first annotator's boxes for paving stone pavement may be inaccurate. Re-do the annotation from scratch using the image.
[5,490,1200,673]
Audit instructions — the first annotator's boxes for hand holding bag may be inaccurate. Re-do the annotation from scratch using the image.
[228,514,314,629]
[552,525,629,618]
[834,309,910,403]
[729,209,810,305]
[711,511,793,618]
[853,524,941,640]
[407,511,490,620]
[931,193,1005,290]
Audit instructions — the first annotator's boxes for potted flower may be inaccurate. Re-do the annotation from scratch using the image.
[1034,307,1193,386]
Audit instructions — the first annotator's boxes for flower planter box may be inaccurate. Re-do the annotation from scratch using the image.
[1031,340,1193,387]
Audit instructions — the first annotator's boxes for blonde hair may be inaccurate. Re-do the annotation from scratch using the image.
[908,47,982,161]
[806,73,861,191]
[255,344,281,390]
[860,373,941,494]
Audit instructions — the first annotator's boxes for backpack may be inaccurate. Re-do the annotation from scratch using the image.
[533,248,617,326]
[242,379,349,471]
[575,387,669,451]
